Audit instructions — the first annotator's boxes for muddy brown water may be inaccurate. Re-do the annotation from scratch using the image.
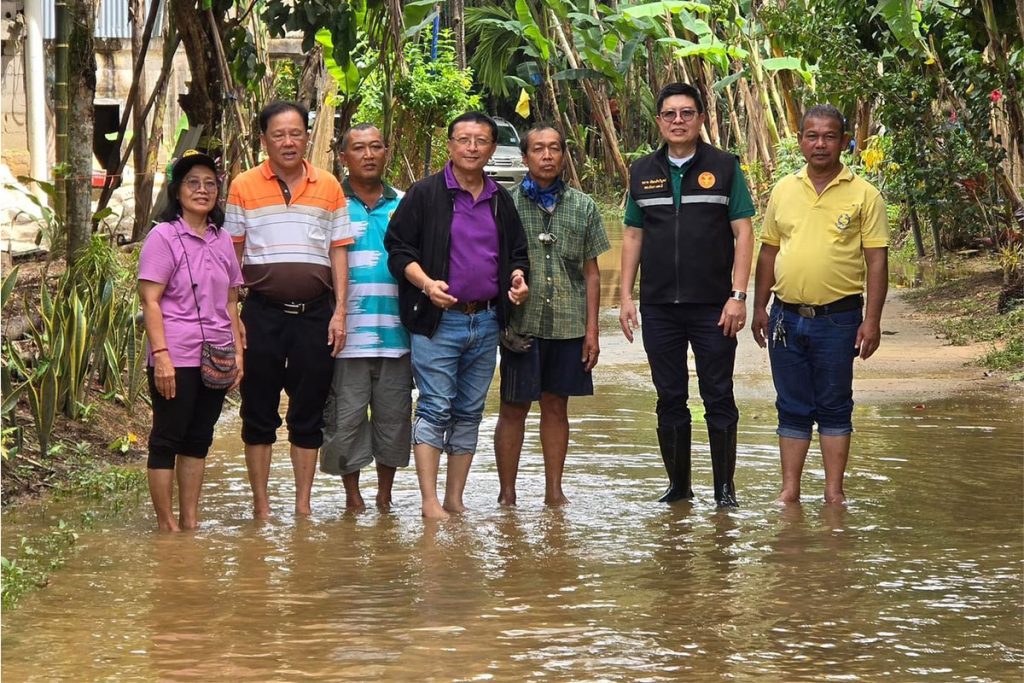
[3,231,1022,680]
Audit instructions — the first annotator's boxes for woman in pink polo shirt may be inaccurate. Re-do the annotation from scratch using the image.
[138,151,244,531]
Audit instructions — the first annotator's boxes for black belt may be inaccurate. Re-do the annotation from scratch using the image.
[249,291,330,315]
[777,294,862,319]
[448,299,494,314]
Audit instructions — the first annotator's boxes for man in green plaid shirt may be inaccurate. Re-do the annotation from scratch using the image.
[493,125,610,506]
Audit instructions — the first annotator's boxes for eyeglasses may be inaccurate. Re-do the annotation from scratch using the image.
[184,178,218,193]
[538,232,557,245]
[450,136,494,148]
[658,109,699,122]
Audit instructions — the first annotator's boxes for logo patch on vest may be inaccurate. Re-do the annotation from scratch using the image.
[836,212,852,231]
[640,177,668,192]
[698,172,716,189]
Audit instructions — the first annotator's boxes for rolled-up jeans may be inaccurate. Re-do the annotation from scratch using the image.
[410,308,499,455]
[767,301,862,440]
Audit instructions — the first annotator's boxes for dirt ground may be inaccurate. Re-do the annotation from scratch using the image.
[599,287,1015,404]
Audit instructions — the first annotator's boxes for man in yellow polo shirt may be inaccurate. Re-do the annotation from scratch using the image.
[751,104,888,505]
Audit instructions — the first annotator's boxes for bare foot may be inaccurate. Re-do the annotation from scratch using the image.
[253,507,272,521]
[157,519,181,533]
[544,493,569,507]
[422,500,450,519]
[442,499,467,514]
[375,495,392,512]
[775,490,801,504]
[823,492,847,505]
[497,491,517,507]
[178,517,199,531]
[294,503,312,516]
[346,491,366,511]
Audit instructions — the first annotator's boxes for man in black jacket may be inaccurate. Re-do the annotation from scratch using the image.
[619,83,755,508]
[385,112,530,519]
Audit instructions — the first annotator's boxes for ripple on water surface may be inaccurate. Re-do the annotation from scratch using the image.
[1,387,1021,681]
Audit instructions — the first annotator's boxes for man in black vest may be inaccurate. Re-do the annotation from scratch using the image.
[619,82,755,508]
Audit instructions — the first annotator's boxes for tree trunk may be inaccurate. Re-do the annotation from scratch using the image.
[765,72,792,139]
[65,0,98,265]
[770,39,803,135]
[854,99,872,159]
[131,0,151,239]
[724,82,746,159]
[172,0,223,134]
[296,45,325,111]
[692,60,719,145]
[452,0,466,70]
[133,22,177,241]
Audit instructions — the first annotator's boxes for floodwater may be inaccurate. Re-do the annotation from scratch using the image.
[3,230,1023,680]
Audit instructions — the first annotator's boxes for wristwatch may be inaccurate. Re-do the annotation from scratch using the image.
[730,290,747,301]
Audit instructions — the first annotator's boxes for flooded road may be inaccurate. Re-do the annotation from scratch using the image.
[3,226,1022,680]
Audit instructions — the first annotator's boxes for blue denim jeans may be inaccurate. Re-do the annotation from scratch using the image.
[410,309,499,455]
[768,301,861,440]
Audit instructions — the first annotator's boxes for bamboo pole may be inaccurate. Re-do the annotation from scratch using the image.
[660,10,712,144]
[54,0,68,218]
[550,11,629,185]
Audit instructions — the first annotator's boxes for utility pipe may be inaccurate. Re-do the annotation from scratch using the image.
[24,0,48,196]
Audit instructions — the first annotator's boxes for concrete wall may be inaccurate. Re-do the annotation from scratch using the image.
[1,24,190,178]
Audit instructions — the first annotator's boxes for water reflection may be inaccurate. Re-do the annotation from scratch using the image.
[2,231,1022,679]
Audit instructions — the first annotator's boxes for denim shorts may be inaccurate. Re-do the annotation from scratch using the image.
[410,309,499,455]
[767,301,861,440]
[499,336,594,403]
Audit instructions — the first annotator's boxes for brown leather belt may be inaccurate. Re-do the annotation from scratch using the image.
[448,299,494,314]
[777,294,863,319]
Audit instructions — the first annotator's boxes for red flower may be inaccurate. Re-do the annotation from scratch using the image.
[949,110,958,122]
[991,89,1002,102]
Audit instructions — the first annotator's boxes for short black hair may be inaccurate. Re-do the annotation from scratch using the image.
[259,100,309,134]
[158,166,225,228]
[340,122,382,151]
[447,112,498,143]
[656,82,705,114]
[800,105,847,133]
[519,124,567,155]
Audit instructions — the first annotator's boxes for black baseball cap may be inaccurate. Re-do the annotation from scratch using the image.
[169,149,217,182]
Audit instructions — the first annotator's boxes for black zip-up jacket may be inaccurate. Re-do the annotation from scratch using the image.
[384,170,530,337]
[629,141,738,304]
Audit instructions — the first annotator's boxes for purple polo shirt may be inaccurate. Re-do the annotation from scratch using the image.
[444,162,500,302]
[138,217,243,367]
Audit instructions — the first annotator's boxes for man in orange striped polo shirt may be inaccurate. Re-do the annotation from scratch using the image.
[225,101,353,519]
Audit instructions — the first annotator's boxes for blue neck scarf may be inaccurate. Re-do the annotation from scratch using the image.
[521,174,564,214]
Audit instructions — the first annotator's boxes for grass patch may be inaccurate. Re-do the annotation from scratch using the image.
[902,264,1024,373]
[1,521,78,610]
[1,464,145,610]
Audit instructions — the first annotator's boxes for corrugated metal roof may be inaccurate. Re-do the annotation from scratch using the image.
[42,0,164,40]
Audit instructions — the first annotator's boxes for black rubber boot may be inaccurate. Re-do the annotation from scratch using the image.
[656,424,694,502]
[709,426,739,508]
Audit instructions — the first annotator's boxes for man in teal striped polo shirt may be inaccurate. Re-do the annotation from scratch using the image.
[321,123,411,511]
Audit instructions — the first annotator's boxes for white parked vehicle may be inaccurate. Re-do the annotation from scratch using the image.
[484,117,528,190]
